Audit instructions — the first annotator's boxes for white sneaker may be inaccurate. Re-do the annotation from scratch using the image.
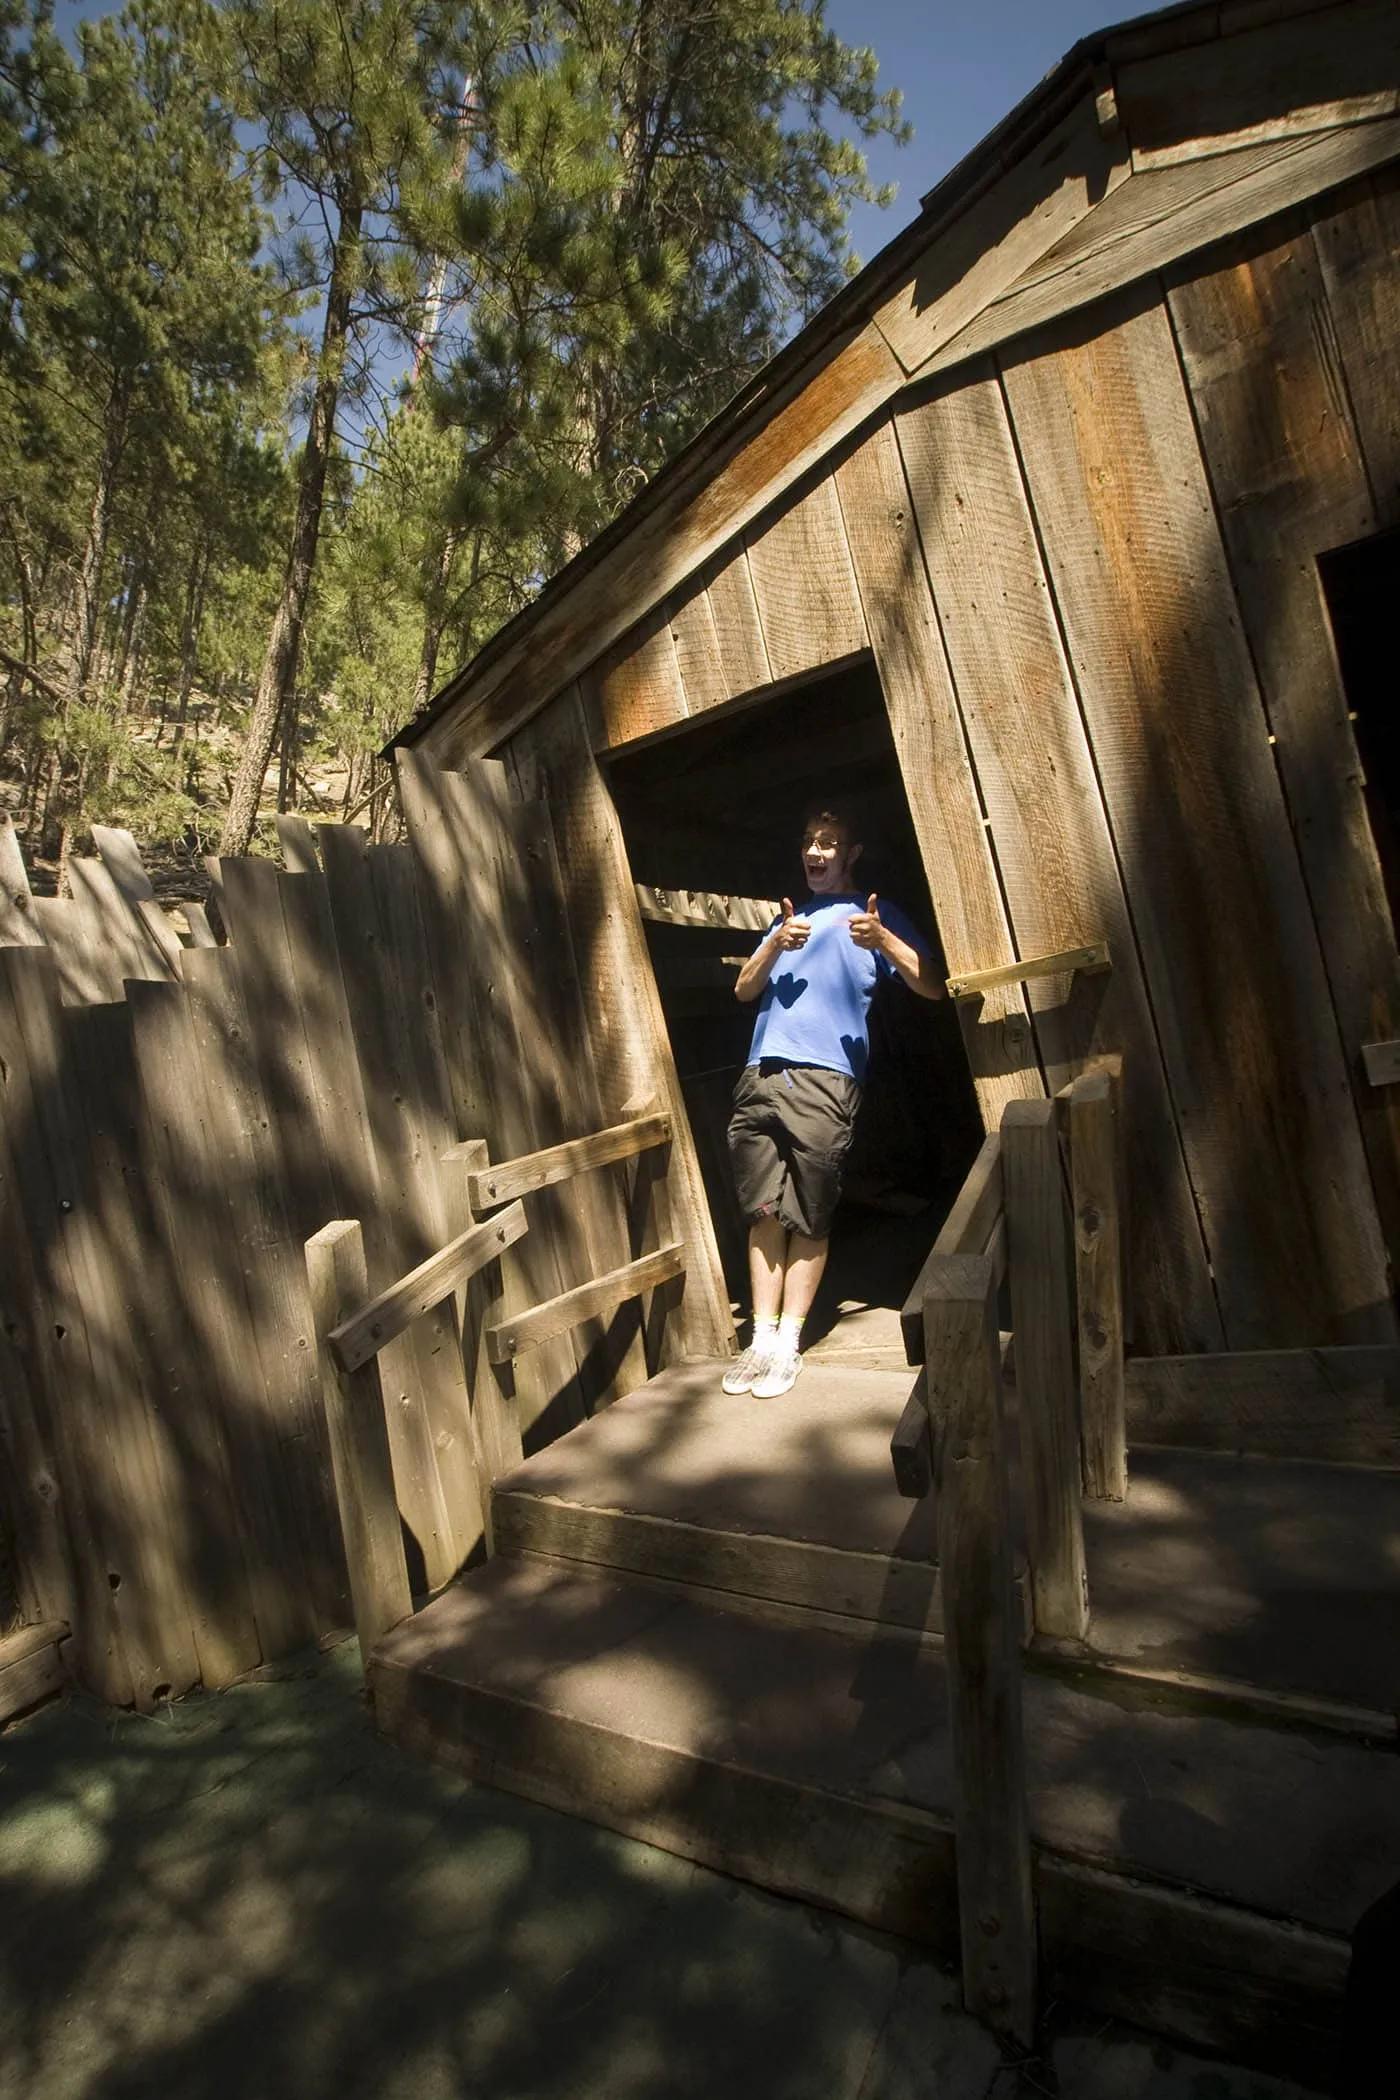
[751,1347,803,1399]
[722,1342,774,1395]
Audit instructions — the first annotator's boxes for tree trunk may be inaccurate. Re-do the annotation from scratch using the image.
[170,544,209,748]
[118,573,149,714]
[71,373,133,703]
[218,198,364,856]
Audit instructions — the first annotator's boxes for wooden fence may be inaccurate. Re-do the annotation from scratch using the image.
[0,761,693,1711]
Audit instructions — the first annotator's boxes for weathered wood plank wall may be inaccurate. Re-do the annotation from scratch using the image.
[0,764,719,1704]
[545,164,1400,1354]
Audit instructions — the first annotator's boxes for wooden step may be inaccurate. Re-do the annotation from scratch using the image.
[371,1556,1400,2086]
[492,1361,956,1635]
[1080,1444,1400,1722]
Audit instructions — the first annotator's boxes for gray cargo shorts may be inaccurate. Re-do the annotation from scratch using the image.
[727,1060,861,1241]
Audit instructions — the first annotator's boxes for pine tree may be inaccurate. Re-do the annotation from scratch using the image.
[216,0,482,856]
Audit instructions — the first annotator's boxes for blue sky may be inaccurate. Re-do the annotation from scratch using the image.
[823,0,1125,266]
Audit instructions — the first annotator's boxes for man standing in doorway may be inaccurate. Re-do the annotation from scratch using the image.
[723,804,944,1399]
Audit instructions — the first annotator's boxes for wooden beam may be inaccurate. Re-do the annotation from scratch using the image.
[1125,1345,1400,1466]
[305,1220,413,1674]
[0,1622,68,1725]
[0,813,43,947]
[947,942,1110,1001]
[1002,1098,1089,1642]
[635,885,778,932]
[934,121,1400,383]
[181,900,218,949]
[1070,1071,1127,1501]
[90,825,186,977]
[328,1202,530,1375]
[485,1243,686,1365]
[456,1114,672,1212]
[902,1135,1002,1364]
[890,1373,933,1500]
[1112,0,1400,168]
[1362,1039,1400,1088]
[922,1251,1035,2044]
[275,814,321,874]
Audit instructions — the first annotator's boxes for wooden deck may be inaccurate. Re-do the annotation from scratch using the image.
[371,1358,1400,2086]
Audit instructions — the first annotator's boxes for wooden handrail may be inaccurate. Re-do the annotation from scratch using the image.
[901,1133,1003,1365]
[451,1112,672,1211]
[946,940,1109,1001]
[485,1243,685,1364]
[327,1203,529,1374]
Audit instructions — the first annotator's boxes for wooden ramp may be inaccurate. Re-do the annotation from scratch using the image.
[370,1361,1400,2088]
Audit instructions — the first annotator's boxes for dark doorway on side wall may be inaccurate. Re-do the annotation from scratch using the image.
[1320,524,1400,932]
[602,653,985,1349]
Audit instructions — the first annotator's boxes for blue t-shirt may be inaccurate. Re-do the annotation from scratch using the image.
[746,894,927,1083]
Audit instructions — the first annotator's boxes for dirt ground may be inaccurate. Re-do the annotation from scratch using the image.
[0,1640,1325,2100]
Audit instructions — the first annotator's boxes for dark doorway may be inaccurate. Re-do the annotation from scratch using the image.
[603,655,985,1347]
[1319,525,1400,932]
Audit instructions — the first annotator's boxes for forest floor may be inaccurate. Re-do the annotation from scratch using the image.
[0,1640,1321,2100]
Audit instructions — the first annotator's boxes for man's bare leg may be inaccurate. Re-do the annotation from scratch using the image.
[748,1213,789,1322]
[778,1231,828,1325]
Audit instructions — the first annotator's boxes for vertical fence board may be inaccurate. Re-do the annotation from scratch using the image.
[321,825,485,1575]
[502,795,653,1407]
[496,708,734,1366]
[0,955,123,1693]
[398,751,598,1441]
[180,946,348,1638]
[306,1221,412,1673]
[0,813,43,947]
[45,988,204,1705]
[0,949,200,1705]
[123,983,267,1683]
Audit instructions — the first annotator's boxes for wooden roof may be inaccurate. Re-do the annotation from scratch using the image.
[397,0,1400,765]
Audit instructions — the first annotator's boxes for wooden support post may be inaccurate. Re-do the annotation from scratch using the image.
[923,1253,1035,2045]
[440,1138,526,1509]
[1002,1098,1089,1642]
[305,1221,412,1674]
[1070,1072,1127,1500]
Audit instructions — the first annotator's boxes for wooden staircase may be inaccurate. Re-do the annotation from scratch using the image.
[306,1071,1400,2091]
[367,1359,1400,2090]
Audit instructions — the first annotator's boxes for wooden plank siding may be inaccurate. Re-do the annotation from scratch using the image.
[1167,210,1400,1280]
[742,476,869,684]
[502,690,734,1366]
[892,371,1221,1352]
[832,422,1043,1129]
[1312,163,1400,530]
[1000,290,1393,1348]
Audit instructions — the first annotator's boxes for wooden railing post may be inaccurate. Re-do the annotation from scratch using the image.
[305,1220,412,1674]
[1070,1071,1127,1500]
[1001,1098,1089,1642]
[923,1251,1036,2045]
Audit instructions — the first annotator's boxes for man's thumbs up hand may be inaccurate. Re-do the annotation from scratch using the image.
[849,894,886,952]
[773,895,811,951]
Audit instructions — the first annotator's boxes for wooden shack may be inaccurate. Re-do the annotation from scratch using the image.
[7,0,1400,2077]
[397,0,1400,1369]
